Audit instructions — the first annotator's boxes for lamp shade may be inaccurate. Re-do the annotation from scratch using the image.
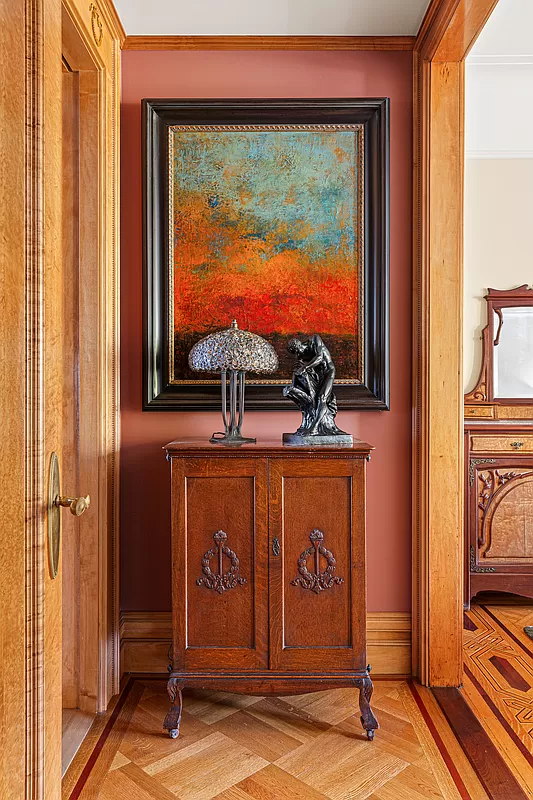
[188,320,278,374]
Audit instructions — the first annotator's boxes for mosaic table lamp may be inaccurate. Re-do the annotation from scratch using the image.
[188,320,278,445]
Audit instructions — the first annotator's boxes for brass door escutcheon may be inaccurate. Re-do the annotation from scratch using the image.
[47,452,91,578]
[47,452,61,578]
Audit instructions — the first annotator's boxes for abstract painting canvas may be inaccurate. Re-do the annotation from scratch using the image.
[169,125,363,385]
[143,99,389,410]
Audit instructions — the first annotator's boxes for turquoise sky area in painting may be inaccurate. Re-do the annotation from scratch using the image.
[172,128,360,268]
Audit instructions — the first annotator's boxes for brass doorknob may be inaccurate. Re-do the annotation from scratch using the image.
[54,494,90,516]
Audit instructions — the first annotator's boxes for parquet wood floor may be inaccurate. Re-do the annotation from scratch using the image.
[63,679,487,800]
[463,603,533,799]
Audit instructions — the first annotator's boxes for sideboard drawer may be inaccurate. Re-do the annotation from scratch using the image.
[470,435,533,453]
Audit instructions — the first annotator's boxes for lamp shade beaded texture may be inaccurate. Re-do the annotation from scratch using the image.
[188,320,278,374]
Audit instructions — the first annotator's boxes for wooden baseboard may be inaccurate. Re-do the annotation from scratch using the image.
[120,611,411,677]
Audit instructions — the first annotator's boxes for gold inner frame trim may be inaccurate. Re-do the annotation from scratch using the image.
[168,123,365,385]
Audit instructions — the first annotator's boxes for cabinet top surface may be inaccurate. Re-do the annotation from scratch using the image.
[164,437,374,456]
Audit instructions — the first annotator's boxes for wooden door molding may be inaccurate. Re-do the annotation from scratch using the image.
[62,0,122,712]
[412,0,499,686]
[1,0,120,795]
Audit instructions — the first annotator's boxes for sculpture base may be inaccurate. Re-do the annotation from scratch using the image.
[282,432,353,446]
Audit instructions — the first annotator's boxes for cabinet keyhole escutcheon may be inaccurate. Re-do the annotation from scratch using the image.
[196,530,247,594]
[291,529,344,594]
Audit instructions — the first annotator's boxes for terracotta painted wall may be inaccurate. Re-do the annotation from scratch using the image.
[120,50,412,613]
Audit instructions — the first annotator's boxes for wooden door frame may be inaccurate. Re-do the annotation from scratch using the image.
[1,0,122,795]
[61,0,121,717]
[412,0,499,686]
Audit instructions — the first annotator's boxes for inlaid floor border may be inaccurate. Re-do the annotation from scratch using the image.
[63,676,481,799]
[461,604,533,799]
[433,686,528,800]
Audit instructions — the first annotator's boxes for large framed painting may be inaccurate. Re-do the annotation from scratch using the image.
[143,99,389,410]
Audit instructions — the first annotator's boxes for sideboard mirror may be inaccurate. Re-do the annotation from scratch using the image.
[466,285,533,405]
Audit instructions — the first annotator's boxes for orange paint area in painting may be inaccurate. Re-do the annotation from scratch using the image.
[172,194,358,338]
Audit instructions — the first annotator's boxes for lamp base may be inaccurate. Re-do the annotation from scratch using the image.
[210,432,256,446]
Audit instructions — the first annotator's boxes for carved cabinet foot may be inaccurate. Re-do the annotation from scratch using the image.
[163,678,184,739]
[355,675,379,740]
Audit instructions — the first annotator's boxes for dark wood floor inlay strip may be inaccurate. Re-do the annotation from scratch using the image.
[464,664,533,770]
[407,680,471,800]
[464,612,478,631]
[68,678,142,800]
[432,686,528,800]
[488,655,531,692]
[480,605,533,659]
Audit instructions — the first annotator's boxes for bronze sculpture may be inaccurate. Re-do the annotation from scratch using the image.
[282,334,353,445]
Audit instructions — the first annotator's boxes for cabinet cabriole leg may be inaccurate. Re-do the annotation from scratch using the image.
[356,675,379,739]
[163,677,184,739]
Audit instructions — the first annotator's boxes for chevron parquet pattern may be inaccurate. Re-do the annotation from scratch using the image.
[64,678,487,799]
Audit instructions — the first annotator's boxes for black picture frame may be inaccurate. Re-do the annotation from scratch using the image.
[142,98,389,411]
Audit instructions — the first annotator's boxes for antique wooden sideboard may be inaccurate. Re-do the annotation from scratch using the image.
[465,287,533,605]
[162,438,379,740]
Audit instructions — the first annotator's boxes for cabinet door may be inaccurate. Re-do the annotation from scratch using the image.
[171,457,268,671]
[269,458,366,671]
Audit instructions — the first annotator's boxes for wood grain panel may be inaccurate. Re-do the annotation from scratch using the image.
[0,0,32,795]
[484,478,533,562]
[61,66,81,711]
[471,435,533,453]
[186,476,257,650]
[269,459,365,672]
[282,476,352,649]
[122,35,416,51]
[1,0,121,795]
[170,458,269,671]
[413,0,500,688]
[63,0,122,707]
[43,0,64,793]
[426,59,464,687]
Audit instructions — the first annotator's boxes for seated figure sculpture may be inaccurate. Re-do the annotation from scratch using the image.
[282,334,353,445]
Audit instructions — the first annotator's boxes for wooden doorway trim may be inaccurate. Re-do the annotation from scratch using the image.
[412,0,499,686]
[0,0,120,795]
[61,0,122,716]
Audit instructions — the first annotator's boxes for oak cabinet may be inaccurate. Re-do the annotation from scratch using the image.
[162,439,378,740]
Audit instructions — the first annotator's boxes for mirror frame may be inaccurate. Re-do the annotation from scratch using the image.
[466,285,533,404]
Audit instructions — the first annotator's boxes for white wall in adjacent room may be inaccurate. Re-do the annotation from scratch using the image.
[464,0,533,393]
[464,158,533,392]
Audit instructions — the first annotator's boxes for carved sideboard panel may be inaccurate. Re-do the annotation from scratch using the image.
[466,428,533,604]
[476,469,533,562]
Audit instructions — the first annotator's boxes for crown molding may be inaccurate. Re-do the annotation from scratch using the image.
[415,0,459,58]
[121,35,415,51]
[468,54,533,66]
